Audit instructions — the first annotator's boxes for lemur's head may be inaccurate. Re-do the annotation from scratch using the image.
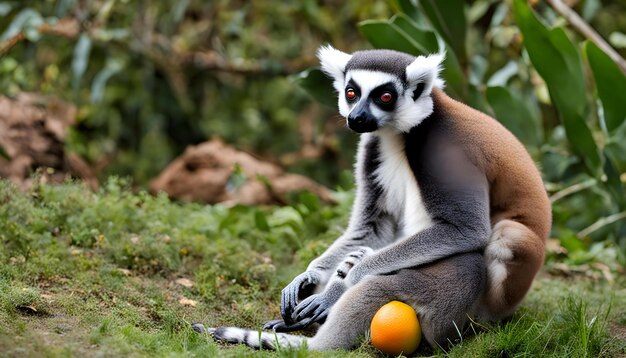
[317,46,444,133]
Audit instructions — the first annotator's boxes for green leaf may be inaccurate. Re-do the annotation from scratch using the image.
[298,191,321,212]
[581,0,601,21]
[468,84,490,114]
[55,0,76,18]
[0,146,9,160]
[604,119,626,174]
[487,61,519,87]
[418,0,467,63]
[469,55,488,86]
[392,0,425,25]
[71,33,92,92]
[610,32,626,49]
[559,229,587,253]
[269,207,303,229]
[359,19,425,56]
[0,8,43,41]
[254,211,270,232]
[602,150,625,208]
[584,41,626,134]
[293,68,336,108]
[513,0,600,175]
[441,45,468,100]
[389,14,439,53]
[487,86,543,147]
[0,2,13,17]
[91,58,124,103]
[467,0,491,25]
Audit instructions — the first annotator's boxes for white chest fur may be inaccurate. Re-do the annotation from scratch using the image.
[373,130,433,239]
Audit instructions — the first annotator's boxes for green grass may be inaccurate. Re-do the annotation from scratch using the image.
[0,178,624,357]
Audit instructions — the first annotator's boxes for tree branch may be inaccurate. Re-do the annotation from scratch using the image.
[0,18,80,55]
[546,0,626,75]
[577,211,626,239]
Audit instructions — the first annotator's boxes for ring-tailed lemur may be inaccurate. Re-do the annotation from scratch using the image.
[195,46,551,351]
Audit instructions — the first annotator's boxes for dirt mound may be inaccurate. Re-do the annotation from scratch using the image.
[150,139,334,205]
[0,93,97,188]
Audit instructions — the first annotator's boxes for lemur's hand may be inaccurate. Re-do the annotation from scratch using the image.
[291,279,346,327]
[281,271,321,324]
[290,293,333,327]
[262,319,319,332]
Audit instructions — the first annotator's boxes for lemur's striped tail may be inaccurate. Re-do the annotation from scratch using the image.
[192,323,307,350]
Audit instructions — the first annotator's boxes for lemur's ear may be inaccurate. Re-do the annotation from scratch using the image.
[405,52,445,100]
[317,45,352,92]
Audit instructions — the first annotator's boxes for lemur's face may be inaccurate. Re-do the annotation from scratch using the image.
[317,46,444,133]
[340,70,402,133]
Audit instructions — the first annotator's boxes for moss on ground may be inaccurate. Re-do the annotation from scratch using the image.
[0,178,624,357]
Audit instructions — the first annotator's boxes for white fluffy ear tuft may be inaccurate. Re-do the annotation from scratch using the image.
[405,52,445,96]
[317,45,352,92]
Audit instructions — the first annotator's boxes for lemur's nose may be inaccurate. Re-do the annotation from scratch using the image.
[347,111,378,133]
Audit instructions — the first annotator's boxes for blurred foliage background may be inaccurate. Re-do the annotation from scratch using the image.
[1,0,397,186]
[1,0,625,260]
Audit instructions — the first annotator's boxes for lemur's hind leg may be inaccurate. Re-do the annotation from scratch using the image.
[205,253,484,351]
[308,252,485,350]
[479,219,545,321]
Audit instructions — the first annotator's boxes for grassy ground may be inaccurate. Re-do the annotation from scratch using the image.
[0,178,624,357]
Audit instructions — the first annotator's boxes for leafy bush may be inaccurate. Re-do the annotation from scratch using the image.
[0,178,350,279]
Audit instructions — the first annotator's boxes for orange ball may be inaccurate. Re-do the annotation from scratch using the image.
[370,301,421,355]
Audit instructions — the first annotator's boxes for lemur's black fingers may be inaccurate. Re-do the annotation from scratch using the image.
[263,319,283,330]
[280,272,319,324]
[262,319,309,332]
[263,319,287,330]
[280,288,293,324]
[296,309,327,328]
[310,309,328,325]
[281,283,299,324]
[309,305,328,323]
[281,284,301,324]
[291,297,315,320]
[292,295,327,322]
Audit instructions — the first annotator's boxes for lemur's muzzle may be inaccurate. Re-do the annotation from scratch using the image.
[347,103,378,133]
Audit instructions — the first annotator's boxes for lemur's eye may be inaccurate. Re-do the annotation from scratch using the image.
[346,88,357,101]
[380,92,394,103]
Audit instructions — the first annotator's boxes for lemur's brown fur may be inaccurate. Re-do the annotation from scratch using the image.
[432,88,551,319]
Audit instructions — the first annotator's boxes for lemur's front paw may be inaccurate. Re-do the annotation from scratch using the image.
[291,293,331,327]
[281,271,321,324]
[262,319,314,332]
